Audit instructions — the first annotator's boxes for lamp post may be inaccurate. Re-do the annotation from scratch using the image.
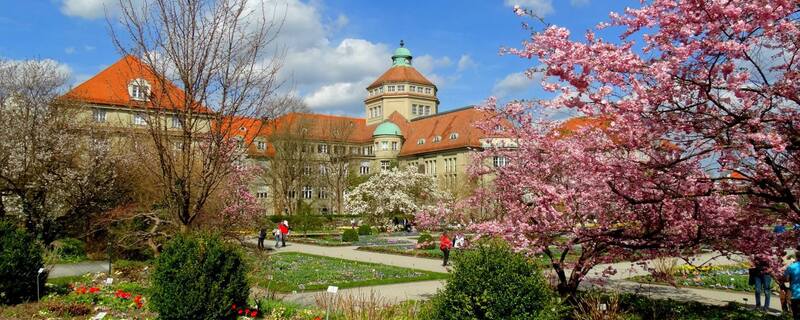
[36,268,44,301]
[107,240,112,275]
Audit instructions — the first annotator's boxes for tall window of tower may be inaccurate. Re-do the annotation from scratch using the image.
[425,88,432,94]
[381,141,388,151]
[416,86,423,93]
[397,85,405,91]
[424,106,431,115]
[412,104,417,115]
[392,141,398,150]
[387,85,395,92]
[409,85,416,92]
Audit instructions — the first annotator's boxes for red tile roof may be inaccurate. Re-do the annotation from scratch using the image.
[367,66,434,89]
[398,107,493,156]
[63,55,213,114]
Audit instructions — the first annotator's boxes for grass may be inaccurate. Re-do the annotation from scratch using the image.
[357,245,444,259]
[249,252,448,292]
[627,264,757,292]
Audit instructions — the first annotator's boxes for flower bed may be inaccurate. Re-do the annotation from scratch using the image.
[292,235,412,247]
[357,244,444,259]
[628,264,756,292]
[250,252,448,292]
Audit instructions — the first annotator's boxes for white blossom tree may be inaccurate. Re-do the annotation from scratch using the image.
[345,166,449,224]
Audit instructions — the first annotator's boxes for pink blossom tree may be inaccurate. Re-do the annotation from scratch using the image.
[508,0,799,225]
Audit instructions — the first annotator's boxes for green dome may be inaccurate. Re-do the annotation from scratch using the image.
[373,121,402,136]
[393,47,411,57]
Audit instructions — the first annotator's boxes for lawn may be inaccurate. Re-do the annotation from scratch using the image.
[357,244,444,259]
[249,252,448,292]
[627,264,756,292]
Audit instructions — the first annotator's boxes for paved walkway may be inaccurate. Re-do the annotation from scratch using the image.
[49,261,109,278]
[261,237,785,312]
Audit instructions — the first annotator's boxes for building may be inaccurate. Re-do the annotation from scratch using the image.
[63,42,505,216]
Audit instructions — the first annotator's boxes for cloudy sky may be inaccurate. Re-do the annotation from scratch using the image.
[0,0,635,116]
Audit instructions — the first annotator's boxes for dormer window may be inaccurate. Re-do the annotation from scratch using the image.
[256,140,267,150]
[171,116,182,128]
[417,138,425,145]
[450,132,459,140]
[128,78,151,101]
[433,135,442,142]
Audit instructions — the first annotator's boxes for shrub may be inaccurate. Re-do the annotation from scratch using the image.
[342,229,359,242]
[429,241,563,320]
[357,224,372,236]
[50,238,87,262]
[417,233,433,244]
[150,233,249,320]
[0,220,47,305]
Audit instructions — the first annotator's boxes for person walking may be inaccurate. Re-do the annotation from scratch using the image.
[784,250,800,319]
[439,232,452,267]
[280,220,289,247]
[453,233,465,250]
[257,228,266,250]
[273,223,282,248]
[750,257,772,311]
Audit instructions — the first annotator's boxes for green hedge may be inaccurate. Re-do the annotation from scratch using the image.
[342,229,359,242]
[429,241,563,320]
[357,224,372,236]
[150,234,249,320]
[0,220,47,305]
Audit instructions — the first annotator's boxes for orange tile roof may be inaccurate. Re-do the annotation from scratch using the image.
[398,107,493,156]
[63,55,213,114]
[221,116,275,157]
[557,116,611,135]
[367,66,434,89]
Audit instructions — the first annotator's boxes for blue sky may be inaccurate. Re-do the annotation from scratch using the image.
[0,0,637,117]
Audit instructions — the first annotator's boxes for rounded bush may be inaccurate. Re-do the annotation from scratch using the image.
[0,220,47,305]
[429,241,563,320]
[357,224,372,236]
[417,233,433,244]
[342,229,359,242]
[150,233,249,320]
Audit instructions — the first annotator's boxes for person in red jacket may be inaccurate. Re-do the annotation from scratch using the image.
[439,232,452,266]
[279,220,289,247]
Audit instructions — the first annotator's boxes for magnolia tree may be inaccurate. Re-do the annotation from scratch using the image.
[423,100,775,298]
[345,166,449,225]
[508,2,799,230]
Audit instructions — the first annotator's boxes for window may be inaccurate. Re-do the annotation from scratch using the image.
[433,135,442,143]
[450,132,459,140]
[417,138,425,145]
[445,157,457,173]
[387,85,395,92]
[416,86,423,93]
[409,85,416,92]
[412,104,418,115]
[425,160,437,176]
[379,87,384,93]
[171,116,182,128]
[319,165,328,175]
[425,88,432,95]
[318,144,329,154]
[425,106,431,115]
[381,160,390,171]
[302,186,313,199]
[381,141,388,151]
[318,188,328,199]
[350,147,359,154]
[391,141,398,150]
[256,190,268,199]
[303,165,312,175]
[367,146,373,155]
[173,141,184,151]
[397,85,405,91]
[359,161,370,175]
[334,145,345,154]
[287,190,296,198]
[133,113,146,126]
[129,79,151,101]
[256,140,267,150]
[493,156,508,168]
[92,109,106,123]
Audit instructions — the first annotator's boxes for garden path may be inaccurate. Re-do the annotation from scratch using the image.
[49,261,109,278]
[264,238,784,312]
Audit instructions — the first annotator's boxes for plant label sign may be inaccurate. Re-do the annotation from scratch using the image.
[327,286,338,294]
[91,312,107,320]
[105,278,113,285]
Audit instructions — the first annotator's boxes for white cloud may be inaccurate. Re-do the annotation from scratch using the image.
[281,38,390,86]
[414,55,452,75]
[457,55,476,71]
[570,0,590,7]
[60,0,116,19]
[65,47,76,54]
[492,72,536,99]
[303,79,371,113]
[503,0,554,16]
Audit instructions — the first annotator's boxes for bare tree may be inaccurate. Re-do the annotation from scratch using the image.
[109,0,285,231]
[318,118,358,214]
[0,59,123,244]
[264,115,314,215]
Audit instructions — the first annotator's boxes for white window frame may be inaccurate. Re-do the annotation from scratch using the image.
[133,113,146,126]
[381,141,388,151]
[450,132,459,140]
[417,138,425,145]
[302,186,313,199]
[256,140,267,150]
[171,115,182,128]
[92,109,106,123]
[387,85,395,92]
[397,85,405,91]
[128,78,151,101]
[493,156,508,168]
[381,160,390,171]
[391,141,398,151]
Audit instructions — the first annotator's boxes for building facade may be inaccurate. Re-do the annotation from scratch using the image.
[63,43,505,216]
